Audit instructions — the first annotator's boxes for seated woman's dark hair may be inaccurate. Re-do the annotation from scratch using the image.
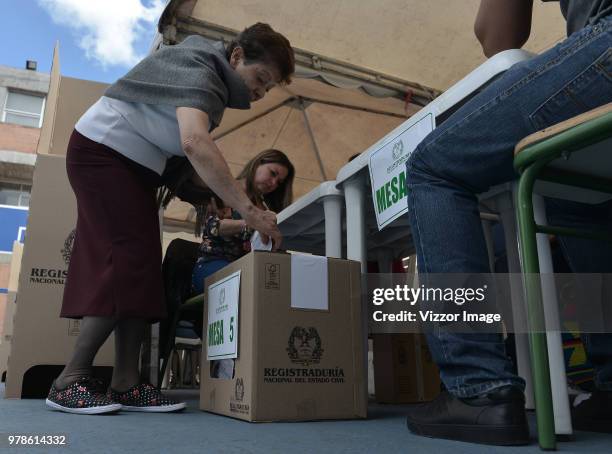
[226,23,295,84]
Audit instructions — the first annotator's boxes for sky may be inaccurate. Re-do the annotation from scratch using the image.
[0,0,166,83]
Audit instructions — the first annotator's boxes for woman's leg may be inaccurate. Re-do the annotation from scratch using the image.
[108,318,187,412]
[55,316,116,389]
[406,16,612,398]
[110,318,147,392]
[191,259,230,295]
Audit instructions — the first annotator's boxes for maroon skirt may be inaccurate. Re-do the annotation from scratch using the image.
[61,130,166,321]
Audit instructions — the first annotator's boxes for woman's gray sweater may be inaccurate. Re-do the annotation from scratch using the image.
[105,35,251,131]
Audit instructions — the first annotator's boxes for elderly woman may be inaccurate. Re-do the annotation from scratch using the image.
[46,23,295,414]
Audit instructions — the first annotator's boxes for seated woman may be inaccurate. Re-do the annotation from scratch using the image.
[191,148,295,294]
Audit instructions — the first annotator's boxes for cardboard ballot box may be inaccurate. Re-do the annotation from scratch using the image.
[5,154,114,398]
[373,333,440,403]
[200,251,367,421]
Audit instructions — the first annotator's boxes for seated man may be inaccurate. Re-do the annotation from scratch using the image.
[404,0,612,446]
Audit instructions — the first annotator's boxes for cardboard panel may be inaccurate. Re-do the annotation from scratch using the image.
[200,251,366,421]
[1,242,24,352]
[200,253,257,420]
[373,333,440,403]
[0,292,16,380]
[5,154,114,398]
[47,77,108,156]
[8,241,23,292]
[37,43,61,156]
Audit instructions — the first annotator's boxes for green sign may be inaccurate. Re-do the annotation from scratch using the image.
[368,113,434,230]
[375,171,407,214]
[207,270,241,360]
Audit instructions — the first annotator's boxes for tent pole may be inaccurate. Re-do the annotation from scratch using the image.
[212,98,295,140]
[300,98,328,181]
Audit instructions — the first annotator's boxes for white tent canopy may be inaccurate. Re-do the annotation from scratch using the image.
[159,0,566,92]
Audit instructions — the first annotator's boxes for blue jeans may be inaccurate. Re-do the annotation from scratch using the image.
[191,258,230,295]
[405,16,612,397]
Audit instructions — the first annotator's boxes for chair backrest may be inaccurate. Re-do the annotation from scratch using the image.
[514,102,612,155]
[514,103,612,204]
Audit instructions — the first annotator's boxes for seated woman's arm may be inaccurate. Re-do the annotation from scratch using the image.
[176,107,281,248]
[203,213,249,239]
[218,219,248,237]
[201,193,248,238]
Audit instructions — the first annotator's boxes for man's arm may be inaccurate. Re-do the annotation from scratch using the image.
[474,0,534,57]
[176,107,281,248]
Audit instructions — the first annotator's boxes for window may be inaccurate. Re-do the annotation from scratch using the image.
[0,182,32,207]
[2,91,45,128]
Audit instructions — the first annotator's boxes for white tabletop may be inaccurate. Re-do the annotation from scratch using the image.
[277,181,343,255]
[335,49,535,186]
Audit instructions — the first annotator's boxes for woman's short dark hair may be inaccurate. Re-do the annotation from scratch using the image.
[226,23,295,84]
[238,149,295,212]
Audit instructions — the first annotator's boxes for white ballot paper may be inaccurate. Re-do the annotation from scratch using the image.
[250,231,273,251]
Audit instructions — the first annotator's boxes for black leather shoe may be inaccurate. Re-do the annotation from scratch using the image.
[406,386,529,446]
[571,390,612,433]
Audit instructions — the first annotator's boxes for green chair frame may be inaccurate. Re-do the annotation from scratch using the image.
[514,104,612,450]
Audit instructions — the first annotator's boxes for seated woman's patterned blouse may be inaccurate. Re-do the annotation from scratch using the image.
[195,208,253,264]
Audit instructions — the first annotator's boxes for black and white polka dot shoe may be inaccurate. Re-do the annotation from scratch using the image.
[46,377,122,415]
[106,383,186,412]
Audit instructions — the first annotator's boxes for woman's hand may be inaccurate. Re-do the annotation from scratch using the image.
[243,207,282,250]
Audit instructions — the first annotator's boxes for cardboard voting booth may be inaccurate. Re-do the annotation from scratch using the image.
[200,251,367,421]
[4,154,114,398]
[0,242,23,381]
